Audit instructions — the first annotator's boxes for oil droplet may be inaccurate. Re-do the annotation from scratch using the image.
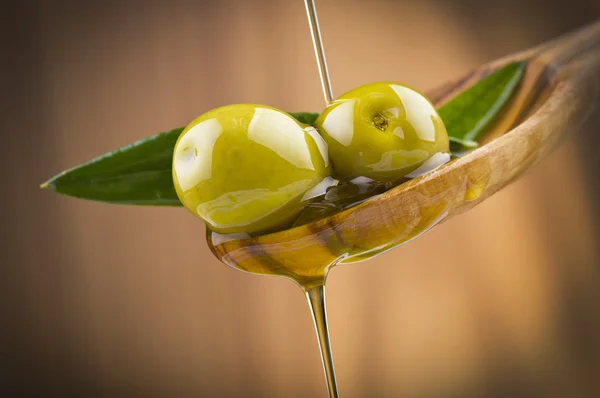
[464,179,487,201]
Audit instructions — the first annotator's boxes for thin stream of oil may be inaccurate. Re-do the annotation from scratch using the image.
[303,1,339,397]
[305,0,334,104]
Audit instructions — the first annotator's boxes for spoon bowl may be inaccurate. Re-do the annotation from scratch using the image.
[209,21,600,289]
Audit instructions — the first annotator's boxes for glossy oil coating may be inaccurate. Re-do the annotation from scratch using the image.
[173,104,331,235]
[206,21,600,294]
[315,82,449,181]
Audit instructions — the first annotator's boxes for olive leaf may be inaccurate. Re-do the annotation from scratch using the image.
[41,127,184,206]
[288,112,320,125]
[439,61,526,152]
[41,63,526,206]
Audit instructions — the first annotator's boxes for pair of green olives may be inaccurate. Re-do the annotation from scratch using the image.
[172,83,449,235]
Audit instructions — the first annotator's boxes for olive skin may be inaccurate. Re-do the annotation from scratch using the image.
[314,82,449,182]
[173,104,331,235]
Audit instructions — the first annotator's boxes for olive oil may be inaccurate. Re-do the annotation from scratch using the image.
[208,2,455,397]
[207,150,452,397]
[306,284,339,398]
[305,0,334,104]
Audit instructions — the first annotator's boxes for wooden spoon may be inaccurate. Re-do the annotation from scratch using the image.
[209,20,600,289]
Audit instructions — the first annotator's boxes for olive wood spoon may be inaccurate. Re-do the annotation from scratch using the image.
[209,20,600,289]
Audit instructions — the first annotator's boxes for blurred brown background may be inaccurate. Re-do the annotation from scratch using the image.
[2,0,600,397]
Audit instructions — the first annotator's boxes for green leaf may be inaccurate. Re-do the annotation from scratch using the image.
[288,112,319,125]
[439,61,527,152]
[42,127,184,205]
[42,63,526,206]
[42,113,319,206]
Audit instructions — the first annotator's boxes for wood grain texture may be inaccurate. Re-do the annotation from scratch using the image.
[210,20,600,288]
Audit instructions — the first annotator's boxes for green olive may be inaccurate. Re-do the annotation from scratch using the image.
[173,104,332,235]
[314,82,449,181]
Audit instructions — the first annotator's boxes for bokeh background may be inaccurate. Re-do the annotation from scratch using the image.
[2,0,600,397]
